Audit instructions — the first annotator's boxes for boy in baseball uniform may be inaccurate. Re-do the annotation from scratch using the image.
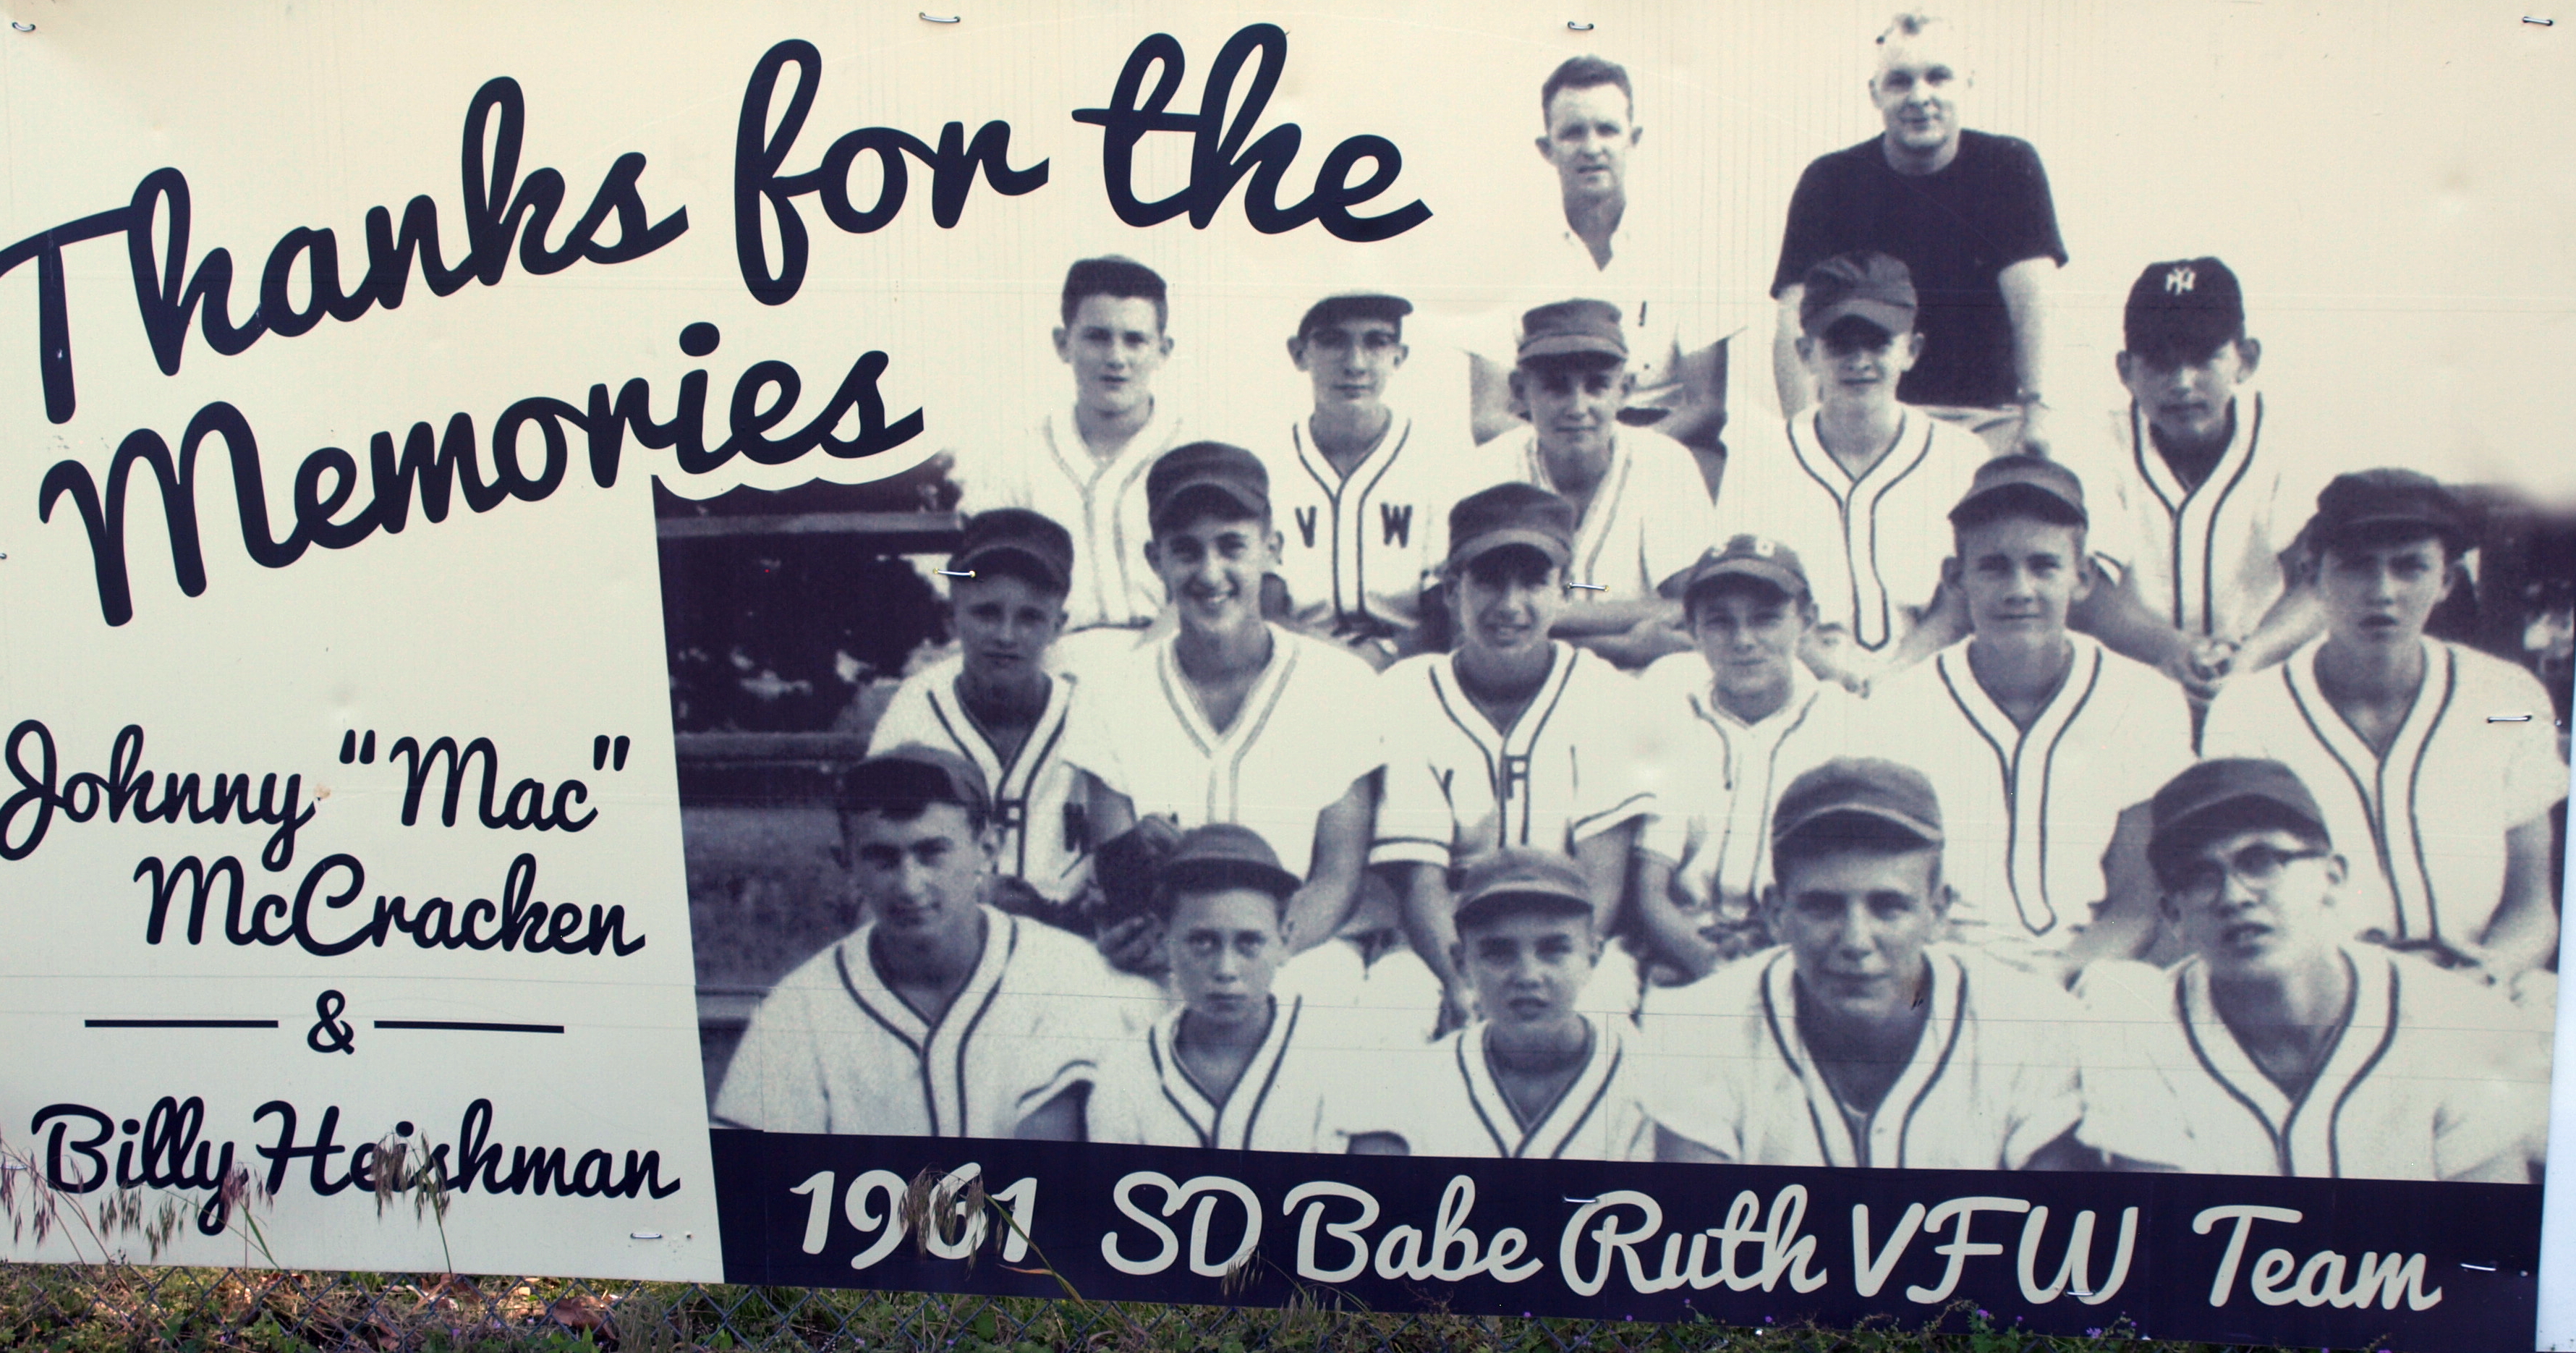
[1500,299,1717,669]
[1265,292,1471,666]
[1643,758,2090,1169]
[1375,482,1659,1020]
[1060,441,1383,965]
[1343,849,1655,1160]
[956,256,1192,662]
[2202,471,2565,994]
[1856,456,2194,972]
[1720,252,1986,692]
[1633,537,1868,981]
[867,509,1090,919]
[712,749,1157,1137]
[2076,758,2548,1181]
[1030,824,1346,1151]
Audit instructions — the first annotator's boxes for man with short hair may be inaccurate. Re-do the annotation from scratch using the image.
[1342,849,1655,1159]
[2075,759,2548,1180]
[1771,12,2065,454]
[1854,457,2193,970]
[958,256,1191,650]
[867,509,1089,916]
[1470,56,1758,462]
[1060,441,1382,961]
[1633,537,1866,980]
[1719,252,1986,690]
[2202,471,2566,990]
[711,748,1155,1137]
[1264,292,1471,665]
[1643,758,2091,1168]
[1375,482,1659,1019]
[1500,299,1717,669]
[1030,824,1344,1150]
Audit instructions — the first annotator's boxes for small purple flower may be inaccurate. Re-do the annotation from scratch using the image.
[2087,1330,2103,1339]
[1977,1310,1990,1319]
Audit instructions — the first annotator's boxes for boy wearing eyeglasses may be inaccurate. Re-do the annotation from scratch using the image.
[2073,759,2547,1181]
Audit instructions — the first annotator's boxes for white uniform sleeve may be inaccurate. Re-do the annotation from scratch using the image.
[2418,975,2554,1182]
[2068,415,2140,577]
[2065,959,2184,1167]
[710,984,830,1134]
[2114,665,2200,812]
[1639,438,1719,594]
[951,433,1034,519]
[1371,670,1455,869]
[1986,965,2088,1168]
[2196,679,2274,763]
[863,673,940,757]
[1709,416,1785,548]
[1633,985,1748,1161]
[1053,658,1135,797]
[2492,661,2569,825]
[1566,672,1658,843]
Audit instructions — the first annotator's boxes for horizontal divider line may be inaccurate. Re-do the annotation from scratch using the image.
[372,1019,565,1034]
[85,1018,280,1029]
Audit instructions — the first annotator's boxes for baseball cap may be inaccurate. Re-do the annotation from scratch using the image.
[838,744,990,820]
[1516,299,1628,364]
[1453,847,1595,926]
[1680,534,1812,608]
[951,509,1074,593]
[1949,454,2088,529]
[2146,758,2329,878]
[2124,258,2245,364]
[1298,292,1413,339]
[1800,251,1918,337]
[1771,758,1944,852]
[1448,482,1576,570]
[2307,468,2470,553]
[1157,823,1301,902]
[1147,441,1270,532]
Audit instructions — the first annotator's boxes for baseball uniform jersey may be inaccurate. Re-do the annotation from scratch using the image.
[1713,409,1987,655]
[1637,944,2085,1169]
[2069,391,2331,640]
[956,403,1191,632]
[2075,946,2549,1180]
[1272,938,1445,1051]
[1338,1013,1654,1160]
[2201,637,2568,948]
[1264,410,1471,639]
[711,906,1161,1137]
[1636,663,1866,917]
[867,656,1088,905]
[1058,624,1383,878]
[1855,637,2196,951]
[1084,995,1352,1151]
[1509,426,1717,605]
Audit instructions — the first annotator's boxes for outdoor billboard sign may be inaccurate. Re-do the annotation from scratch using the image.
[4,5,2575,1351]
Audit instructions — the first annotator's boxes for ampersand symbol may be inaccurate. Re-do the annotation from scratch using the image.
[306,989,355,1055]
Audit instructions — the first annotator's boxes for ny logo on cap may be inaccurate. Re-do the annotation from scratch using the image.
[2164,266,2198,295]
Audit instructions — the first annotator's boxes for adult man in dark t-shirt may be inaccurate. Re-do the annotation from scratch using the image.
[1769,12,2065,455]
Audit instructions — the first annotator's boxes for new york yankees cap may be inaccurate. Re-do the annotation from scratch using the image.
[1147,441,1270,531]
[1950,453,2088,529]
[1516,298,1628,364]
[1453,847,1594,925]
[2125,257,2245,364]
[2146,758,2330,881]
[1680,534,1813,607]
[2308,467,2472,554]
[1799,251,1918,337]
[839,743,991,820]
[1298,292,1413,339]
[1771,758,1944,852]
[1157,823,1302,902]
[1448,482,1576,570]
[951,508,1075,594]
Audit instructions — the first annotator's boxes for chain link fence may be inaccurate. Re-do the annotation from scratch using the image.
[0,1264,2188,1353]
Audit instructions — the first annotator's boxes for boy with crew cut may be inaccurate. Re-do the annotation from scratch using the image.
[1633,537,1867,980]
[712,748,1157,1137]
[1499,299,1717,670]
[1265,292,1474,665]
[1720,252,1987,692]
[867,509,1089,917]
[1374,482,1660,1022]
[958,256,1192,658]
[2202,471,2566,995]
[1854,456,2193,973]
[1643,758,2091,1168]
[2075,758,2547,1180]
[1024,824,1348,1150]
[1059,441,1382,966]
[1342,849,1654,1160]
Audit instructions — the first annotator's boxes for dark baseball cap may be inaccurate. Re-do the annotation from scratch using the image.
[1516,298,1628,364]
[1771,758,1944,852]
[1681,535,1813,608]
[2147,758,2329,880]
[2308,468,2470,554]
[2124,257,2246,364]
[952,509,1074,593]
[838,744,990,820]
[1453,847,1595,926]
[1157,823,1301,902]
[1298,292,1413,339]
[1147,441,1270,532]
[1448,482,1576,569]
[1950,454,2088,529]
[1801,251,1918,337]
